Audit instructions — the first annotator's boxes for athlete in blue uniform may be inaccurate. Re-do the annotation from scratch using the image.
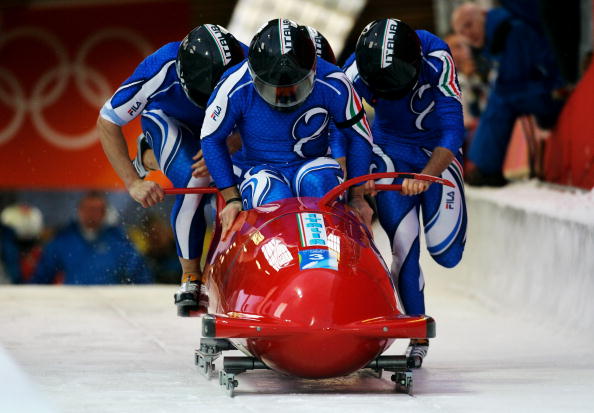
[344,19,467,367]
[200,19,374,239]
[97,25,246,315]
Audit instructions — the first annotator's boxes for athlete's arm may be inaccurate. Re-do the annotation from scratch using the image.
[402,146,455,195]
[97,46,177,206]
[324,71,375,227]
[200,64,248,237]
[402,48,464,196]
[97,116,164,207]
[191,132,242,178]
[199,63,247,189]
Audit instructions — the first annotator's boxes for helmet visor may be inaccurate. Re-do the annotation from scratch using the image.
[250,65,315,109]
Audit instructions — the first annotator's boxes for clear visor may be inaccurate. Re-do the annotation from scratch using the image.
[249,66,315,109]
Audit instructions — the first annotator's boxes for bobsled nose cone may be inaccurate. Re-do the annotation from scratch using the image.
[247,267,399,378]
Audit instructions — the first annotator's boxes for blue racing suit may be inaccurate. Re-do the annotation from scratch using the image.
[344,30,467,315]
[201,57,373,208]
[100,41,247,260]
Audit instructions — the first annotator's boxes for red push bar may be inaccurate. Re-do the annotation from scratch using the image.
[164,187,225,212]
[318,172,454,208]
[164,187,219,195]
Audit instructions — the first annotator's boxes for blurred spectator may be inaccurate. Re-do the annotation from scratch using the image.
[444,33,489,144]
[129,214,181,284]
[453,2,566,186]
[500,0,585,86]
[1,204,44,283]
[0,223,20,284]
[30,191,152,285]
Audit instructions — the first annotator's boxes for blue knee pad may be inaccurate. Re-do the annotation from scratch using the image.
[239,165,293,209]
[292,157,343,197]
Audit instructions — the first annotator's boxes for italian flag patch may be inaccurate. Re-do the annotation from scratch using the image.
[429,50,462,101]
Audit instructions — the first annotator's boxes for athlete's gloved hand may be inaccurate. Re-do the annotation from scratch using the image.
[401,178,431,196]
[349,192,373,230]
[219,200,242,241]
[191,150,210,178]
[128,179,164,208]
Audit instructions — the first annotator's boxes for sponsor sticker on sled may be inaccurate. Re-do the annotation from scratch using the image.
[298,249,338,271]
[297,213,328,247]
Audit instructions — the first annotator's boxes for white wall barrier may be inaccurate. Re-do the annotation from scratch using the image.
[422,181,594,333]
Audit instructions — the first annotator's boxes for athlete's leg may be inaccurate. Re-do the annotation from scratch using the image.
[239,165,293,208]
[141,110,209,315]
[372,144,426,315]
[421,150,467,268]
[378,191,424,314]
[292,157,343,198]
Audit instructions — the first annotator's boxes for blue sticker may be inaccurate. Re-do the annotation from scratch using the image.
[299,249,338,271]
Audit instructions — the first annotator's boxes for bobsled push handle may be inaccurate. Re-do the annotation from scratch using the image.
[164,187,225,211]
[318,172,455,208]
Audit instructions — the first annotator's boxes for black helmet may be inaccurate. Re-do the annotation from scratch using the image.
[248,19,316,110]
[176,24,245,108]
[355,19,422,100]
[306,26,336,64]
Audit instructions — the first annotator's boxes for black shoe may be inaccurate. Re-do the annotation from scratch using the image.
[174,281,208,317]
[465,168,507,187]
[406,339,429,368]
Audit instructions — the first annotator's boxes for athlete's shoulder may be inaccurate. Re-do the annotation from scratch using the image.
[220,58,250,81]
[417,30,448,55]
[239,41,249,56]
[140,41,180,68]
[417,31,453,78]
[215,59,252,97]
[342,52,359,81]
[315,57,351,94]
[417,32,460,100]
[155,41,181,59]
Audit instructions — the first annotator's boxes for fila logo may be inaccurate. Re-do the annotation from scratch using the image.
[127,101,142,116]
[445,191,455,210]
[210,105,222,121]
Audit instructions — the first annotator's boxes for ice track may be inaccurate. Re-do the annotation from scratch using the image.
[2,182,594,412]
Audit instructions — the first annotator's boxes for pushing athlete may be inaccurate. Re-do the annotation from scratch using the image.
[344,19,467,367]
[97,25,245,316]
[199,19,375,240]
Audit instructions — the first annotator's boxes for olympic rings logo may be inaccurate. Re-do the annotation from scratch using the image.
[0,26,152,149]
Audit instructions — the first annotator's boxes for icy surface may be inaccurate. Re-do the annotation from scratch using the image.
[1,281,594,412]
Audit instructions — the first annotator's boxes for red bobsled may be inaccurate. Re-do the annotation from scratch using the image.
[167,172,453,396]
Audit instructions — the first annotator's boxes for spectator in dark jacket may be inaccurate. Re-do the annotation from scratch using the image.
[30,191,152,285]
[453,2,566,186]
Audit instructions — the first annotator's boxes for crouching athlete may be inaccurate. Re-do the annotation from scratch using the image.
[200,19,375,239]
[97,25,246,316]
[344,19,467,367]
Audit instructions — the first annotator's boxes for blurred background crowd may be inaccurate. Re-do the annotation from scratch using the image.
[0,0,592,285]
